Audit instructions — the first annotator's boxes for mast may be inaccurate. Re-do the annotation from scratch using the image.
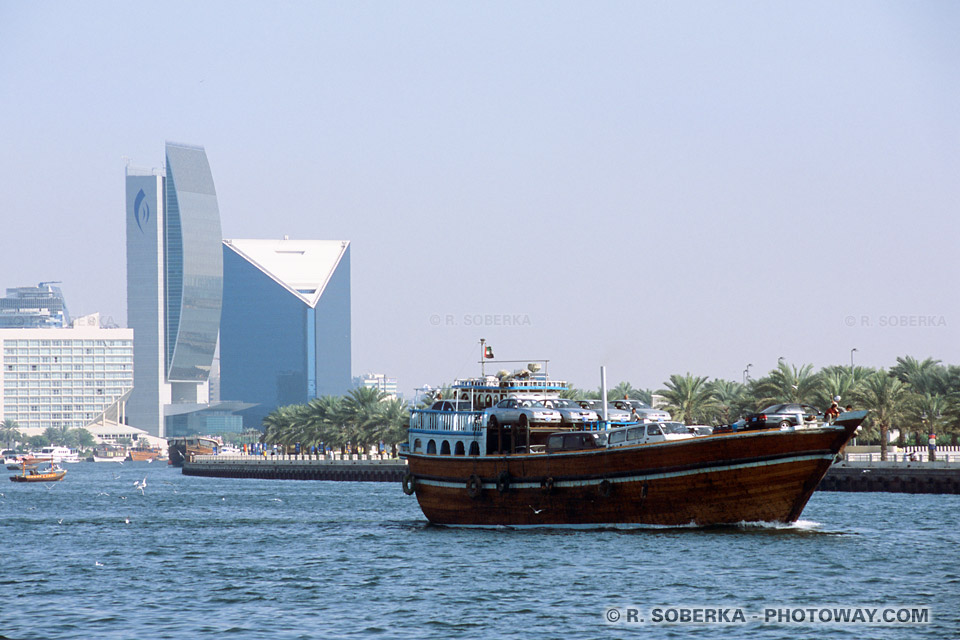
[480,338,486,377]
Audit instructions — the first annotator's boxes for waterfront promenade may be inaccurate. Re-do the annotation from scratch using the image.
[183,453,406,482]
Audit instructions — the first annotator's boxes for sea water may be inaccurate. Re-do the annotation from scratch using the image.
[1,462,957,639]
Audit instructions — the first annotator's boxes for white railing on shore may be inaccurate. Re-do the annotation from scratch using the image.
[410,409,483,432]
[192,453,403,464]
[845,452,958,463]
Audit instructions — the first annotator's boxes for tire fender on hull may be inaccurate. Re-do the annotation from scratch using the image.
[466,474,482,498]
[402,471,417,495]
[496,470,510,493]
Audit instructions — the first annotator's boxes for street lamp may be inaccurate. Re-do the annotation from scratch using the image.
[742,363,752,384]
[850,348,858,369]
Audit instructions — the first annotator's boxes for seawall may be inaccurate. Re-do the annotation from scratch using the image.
[820,461,960,494]
[182,454,406,482]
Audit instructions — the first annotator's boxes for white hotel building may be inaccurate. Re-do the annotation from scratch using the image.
[0,324,134,431]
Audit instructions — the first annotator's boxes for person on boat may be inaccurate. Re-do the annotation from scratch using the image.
[621,396,641,422]
[825,396,842,422]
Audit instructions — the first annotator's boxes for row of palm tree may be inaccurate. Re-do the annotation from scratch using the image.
[564,356,958,461]
[261,387,408,453]
[1,419,97,452]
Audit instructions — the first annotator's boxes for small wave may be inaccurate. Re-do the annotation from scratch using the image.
[736,519,821,531]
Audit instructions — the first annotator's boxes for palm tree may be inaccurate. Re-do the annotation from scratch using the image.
[889,356,948,398]
[302,396,343,448]
[43,426,69,446]
[262,405,304,446]
[657,374,717,424]
[753,362,822,406]
[369,397,410,453]
[906,393,950,448]
[559,385,581,399]
[708,379,749,424]
[816,365,873,410]
[609,381,653,404]
[1,419,23,449]
[339,387,389,451]
[889,356,942,384]
[853,371,912,461]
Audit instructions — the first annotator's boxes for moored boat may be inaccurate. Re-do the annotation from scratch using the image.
[167,436,219,467]
[126,447,161,462]
[89,445,126,463]
[400,357,867,527]
[35,446,81,464]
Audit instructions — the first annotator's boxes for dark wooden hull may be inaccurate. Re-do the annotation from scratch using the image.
[404,414,865,526]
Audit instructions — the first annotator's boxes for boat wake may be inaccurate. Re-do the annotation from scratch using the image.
[422,519,846,535]
[736,519,821,531]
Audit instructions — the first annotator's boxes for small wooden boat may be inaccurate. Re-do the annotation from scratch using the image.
[9,462,67,483]
[126,447,161,462]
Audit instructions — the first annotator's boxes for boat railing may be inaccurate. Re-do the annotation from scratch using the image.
[452,377,569,391]
[410,409,484,432]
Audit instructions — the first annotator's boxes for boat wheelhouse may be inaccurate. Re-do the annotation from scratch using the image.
[408,362,648,459]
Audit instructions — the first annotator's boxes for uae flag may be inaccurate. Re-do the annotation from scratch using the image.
[484,346,494,359]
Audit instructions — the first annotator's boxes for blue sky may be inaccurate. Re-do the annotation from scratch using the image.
[1,1,958,395]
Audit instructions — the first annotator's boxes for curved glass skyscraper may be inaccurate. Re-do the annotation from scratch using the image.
[125,143,223,436]
[163,144,223,381]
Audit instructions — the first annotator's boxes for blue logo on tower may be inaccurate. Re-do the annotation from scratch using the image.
[133,188,151,233]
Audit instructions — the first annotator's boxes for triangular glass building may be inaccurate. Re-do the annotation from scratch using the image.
[221,238,351,428]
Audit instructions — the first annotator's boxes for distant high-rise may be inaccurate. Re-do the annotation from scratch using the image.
[355,373,399,399]
[220,238,351,428]
[125,143,223,437]
[0,282,70,328]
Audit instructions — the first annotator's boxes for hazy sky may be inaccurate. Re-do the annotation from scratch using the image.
[1,2,958,397]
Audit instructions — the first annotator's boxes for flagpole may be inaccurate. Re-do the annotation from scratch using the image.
[480,338,486,377]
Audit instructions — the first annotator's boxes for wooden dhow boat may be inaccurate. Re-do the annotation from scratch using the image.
[167,436,219,467]
[400,357,866,527]
[126,446,162,462]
